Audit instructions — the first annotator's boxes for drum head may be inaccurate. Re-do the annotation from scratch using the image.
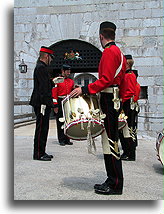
[159,140,163,165]
[65,119,104,140]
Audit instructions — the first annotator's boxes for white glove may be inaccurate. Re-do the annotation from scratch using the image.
[40,105,46,115]
[52,77,64,83]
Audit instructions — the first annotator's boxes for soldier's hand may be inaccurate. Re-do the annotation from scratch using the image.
[70,87,82,98]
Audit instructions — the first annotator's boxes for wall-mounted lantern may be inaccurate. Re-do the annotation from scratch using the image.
[19,59,27,73]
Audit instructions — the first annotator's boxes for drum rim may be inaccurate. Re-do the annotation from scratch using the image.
[65,118,105,140]
[158,139,164,165]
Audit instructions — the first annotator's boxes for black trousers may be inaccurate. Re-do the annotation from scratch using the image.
[33,106,51,159]
[119,99,136,158]
[100,93,123,191]
[56,98,70,144]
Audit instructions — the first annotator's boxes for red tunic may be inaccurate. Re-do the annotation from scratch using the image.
[88,44,126,94]
[134,82,141,102]
[119,71,137,103]
[52,78,74,105]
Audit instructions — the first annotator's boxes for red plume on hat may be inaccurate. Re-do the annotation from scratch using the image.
[40,46,55,58]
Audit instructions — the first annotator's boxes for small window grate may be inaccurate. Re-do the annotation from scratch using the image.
[140,86,148,99]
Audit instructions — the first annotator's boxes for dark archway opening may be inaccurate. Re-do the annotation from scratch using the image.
[49,39,102,77]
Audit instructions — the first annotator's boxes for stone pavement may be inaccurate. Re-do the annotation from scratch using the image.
[14,120,163,200]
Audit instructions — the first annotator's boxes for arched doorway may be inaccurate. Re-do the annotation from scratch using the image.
[49,39,102,77]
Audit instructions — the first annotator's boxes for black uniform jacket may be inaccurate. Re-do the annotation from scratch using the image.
[29,60,54,107]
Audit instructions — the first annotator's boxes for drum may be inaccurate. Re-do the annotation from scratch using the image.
[118,111,127,130]
[156,132,164,165]
[61,95,105,140]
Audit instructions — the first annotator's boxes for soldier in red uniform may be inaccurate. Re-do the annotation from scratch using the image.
[132,69,141,148]
[70,21,126,195]
[133,70,141,103]
[119,55,138,161]
[52,64,74,146]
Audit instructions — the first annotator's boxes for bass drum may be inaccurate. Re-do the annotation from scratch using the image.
[156,132,164,165]
[61,95,105,140]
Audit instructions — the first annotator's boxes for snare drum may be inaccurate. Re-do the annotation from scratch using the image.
[61,95,105,140]
[156,132,164,165]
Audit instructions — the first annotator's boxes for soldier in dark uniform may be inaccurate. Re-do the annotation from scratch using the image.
[70,21,126,195]
[119,55,138,161]
[52,64,74,146]
[29,46,55,161]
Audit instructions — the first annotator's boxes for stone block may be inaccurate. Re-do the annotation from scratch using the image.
[139,77,154,86]
[83,12,91,22]
[152,9,163,18]
[145,1,160,9]
[156,95,164,105]
[123,2,144,10]
[138,46,162,57]
[134,9,151,18]
[160,1,163,7]
[153,86,164,96]
[138,122,145,131]
[28,89,33,97]
[14,33,24,42]
[122,37,143,47]
[147,104,157,113]
[49,15,62,41]
[15,42,23,52]
[125,19,142,28]
[143,36,158,47]
[122,47,138,57]
[103,2,120,11]
[17,89,28,97]
[15,8,37,15]
[117,29,124,37]
[156,27,163,36]
[14,105,21,114]
[135,57,163,67]
[143,18,161,27]
[36,15,50,24]
[154,76,164,86]
[140,27,156,36]
[21,105,31,114]
[58,13,83,39]
[148,95,158,104]
[14,15,36,24]
[114,20,125,29]
[136,66,163,76]
[123,29,139,37]
[88,22,99,37]
[119,10,133,19]
[150,122,163,133]
[27,80,33,89]
[18,79,28,88]
[138,116,146,123]
[156,104,164,113]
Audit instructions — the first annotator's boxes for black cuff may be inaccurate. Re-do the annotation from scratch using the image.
[81,86,89,95]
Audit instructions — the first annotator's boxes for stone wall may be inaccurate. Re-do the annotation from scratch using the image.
[14,0,163,136]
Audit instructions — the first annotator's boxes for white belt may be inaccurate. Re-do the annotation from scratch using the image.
[58,96,66,99]
[101,87,115,93]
